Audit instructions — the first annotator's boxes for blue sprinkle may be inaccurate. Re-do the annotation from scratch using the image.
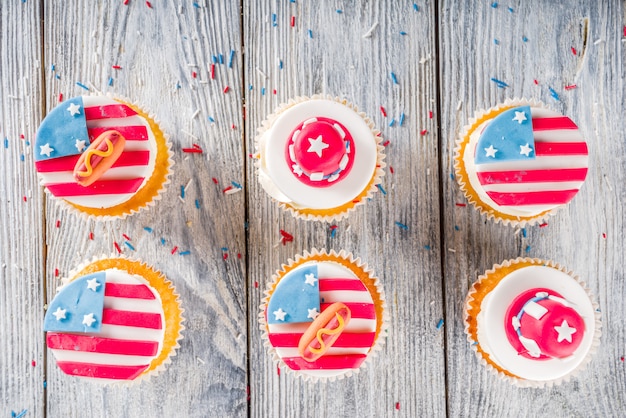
[272,13,277,27]
[525,245,531,252]
[424,245,431,250]
[143,227,153,233]
[376,184,387,195]
[549,87,560,101]
[436,318,444,329]
[395,221,408,230]
[399,112,405,126]
[180,185,185,199]
[228,49,235,68]
[20,154,24,161]
[490,77,508,88]
[290,0,295,2]
[330,228,337,238]
[76,82,89,90]
[55,74,61,80]
[231,181,242,189]
[124,241,135,251]
[413,3,418,11]
[472,341,478,346]
[176,82,181,89]
[221,247,228,251]
[308,29,313,38]
[179,250,191,256]
[450,173,455,180]
[336,9,342,14]
[508,7,514,12]
[279,60,283,70]
[493,39,499,45]
[43,380,47,388]
[249,84,253,90]
[51,64,55,71]
[400,31,407,36]
[522,36,528,42]
[389,118,395,127]
[108,77,113,86]
[160,237,166,245]
[195,199,200,209]
[219,54,224,64]
[522,228,527,238]
[454,225,460,231]
[212,55,218,64]
[208,116,215,122]
[491,2,498,8]
[25,141,30,146]
[193,2,200,8]
[390,72,399,84]
[261,87,266,95]
[4,138,8,149]
[15,410,28,418]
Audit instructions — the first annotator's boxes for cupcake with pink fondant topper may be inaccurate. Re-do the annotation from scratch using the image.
[464,258,601,387]
[255,96,386,222]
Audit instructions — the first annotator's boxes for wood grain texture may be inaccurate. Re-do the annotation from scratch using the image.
[42,1,247,417]
[0,2,45,417]
[244,1,446,417]
[440,0,626,416]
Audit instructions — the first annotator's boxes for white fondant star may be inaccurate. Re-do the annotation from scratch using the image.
[512,111,527,124]
[75,139,87,152]
[52,307,67,321]
[307,308,320,320]
[82,313,96,327]
[484,145,498,158]
[304,273,318,286]
[86,278,101,292]
[67,102,81,116]
[39,143,54,157]
[273,308,287,321]
[520,143,533,157]
[554,319,577,343]
[292,164,303,177]
[307,135,329,158]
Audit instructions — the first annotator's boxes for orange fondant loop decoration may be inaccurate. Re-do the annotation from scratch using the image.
[73,130,126,187]
[298,302,351,362]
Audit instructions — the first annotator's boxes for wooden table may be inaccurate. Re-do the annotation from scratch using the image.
[1,1,624,416]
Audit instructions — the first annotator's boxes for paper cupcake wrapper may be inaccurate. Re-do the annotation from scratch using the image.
[454,98,562,227]
[40,94,174,221]
[52,255,185,384]
[255,95,386,222]
[259,248,389,381]
[464,257,601,388]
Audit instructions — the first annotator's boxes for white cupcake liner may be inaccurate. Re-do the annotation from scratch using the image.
[255,95,386,222]
[464,257,601,388]
[259,248,389,382]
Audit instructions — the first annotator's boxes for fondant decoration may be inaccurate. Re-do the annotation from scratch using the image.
[40,143,55,157]
[298,302,351,362]
[505,288,585,360]
[285,117,355,187]
[44,269,164,381]
[73,130,126,186]
[267,264,320,324]
[267,261,377,374]
[35,96,156,209]
[473,106,588,212]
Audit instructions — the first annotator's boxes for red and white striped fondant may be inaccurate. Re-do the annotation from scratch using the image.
[475,107,588,215]
[36,96,156,208]
[47,270,164,381]
[267,261,377,378]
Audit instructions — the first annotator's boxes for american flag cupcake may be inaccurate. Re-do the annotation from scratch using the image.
[260,249,388,380]
[454,99,588,226]
[44,257,184,383]
[255,96,386,222]
[34,96,172,219]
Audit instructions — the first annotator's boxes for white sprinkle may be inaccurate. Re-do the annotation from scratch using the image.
[255,66,269,79]
[22,76,28,95]
[196,357,205,364]
[137,78,143,87]
[184,179,192,192]
[93,52,99,64]
[457,100,463,111]
[199,80,208,84]
[181,130,199,140]
[362,22,379,38]
[187,63,197,67]
[178,3,183,14]
[448,248,456,253]
[593,39,603,45]
[419,54,431,64]
[88,81,102,94]
[225,187,242,195]
[91,30,97,38]
[8,95,20,100]
[603,175,613,191]
[178,196,185,204]
[191,109,200,119]
[426,168,431,176]
[514,228,521,236]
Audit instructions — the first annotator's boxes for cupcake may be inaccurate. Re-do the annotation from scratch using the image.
[35,95,172,219]
[454,99,588,225]
[255,96,386,222]
[260,249,387,380]
[44,257,184,382]
[464,258,600,387]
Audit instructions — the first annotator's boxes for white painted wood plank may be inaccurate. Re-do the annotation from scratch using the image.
[244,1,447,417]
[42,2,247,416]
[440,1,626,416]
[0,1,45,417]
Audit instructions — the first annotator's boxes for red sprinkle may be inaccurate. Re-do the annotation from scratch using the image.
[455,203,467,207]
[533,79,539,85]
[280,229,294,244]
[193,143,202,150]
[571,47,577,55]
[223,186,233,193]
[192,71,197,78]
[54,268,59,277]
[389,166,394,174]
[123,0,129,4]
[212,177,219,184]
[231,124,236,130]
[31,360,36,367]
[621,356,624,361]
[380,106,387,117]
[171,246,178,255]
[290,16,295,27]
[428,110,433,119]
[254,281,259,288]
[420,129,428,135]
[182,148,203,153]
[211,64,215,79]
[55,220,61,228]
[539,223,548,228]
[382,140,390,147]
[122,233,131,241]
[223,253,228,260]
[624,26,626,37]
[114,242,122,254]
[277,366,281,376]
[223,86,230,93]
[89,232,94,240]
[602,233,607,239]
[112,65,122,70]
[273,89,277,95]
[23,196,27,202]
[146,1,152,8]
[395,402,400,410]
[564,84,577,90]
[237,253,242,259]
[58,93,63,102]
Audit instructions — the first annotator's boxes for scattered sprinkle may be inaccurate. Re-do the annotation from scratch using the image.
[161,238,166,245]
[171,246,178,255]
[231,181,242,189]
[124,241,135,251]
[491,2,498,8]
[389,166,394,174]
[380,106,387,117]
[336,9,342,14]
[395,221,408,230]
[565,84,577,90]
[308,29,313,38]
[377,184,387,195]
[455,203,466,207]
[390,72,399,84]
[454,225,460,231]
[396,402,401,410]
[195,199,200,209]
[413,3,418,11]
[3,138,7,149]
[436,318,444,329]
[493,39,499,45]
[508,7,514,12]
[180,185,185,199]
[525,245,531,253]
[533,79,539,85]
[89,232,94,240]
[223,86,230,93]
[280,230,294,245]
[254,281,259,288]
[490,77,508,88]
[399,112,405,126]
[330,225,338,238]
[420,129,428,136]
[182,147,202,153]
[272,13,277,27]
[179,251,191,256]
[112,65,122,70]
[388,118,395,127]
[424,245,431,250]
[571,47,577,55]
[108,77,114,86]
[522,228,527,238]
[75,82,89,90]
[539,223,548,228]
[114,242,122,254]
[290,16,295,27]
[549,87,560,101]
[522,36,528,42]
[363,22,379,38]
[400,31,407,36]
[54,268,59,277]
[143,227,153,233]
[146,1,152,8]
